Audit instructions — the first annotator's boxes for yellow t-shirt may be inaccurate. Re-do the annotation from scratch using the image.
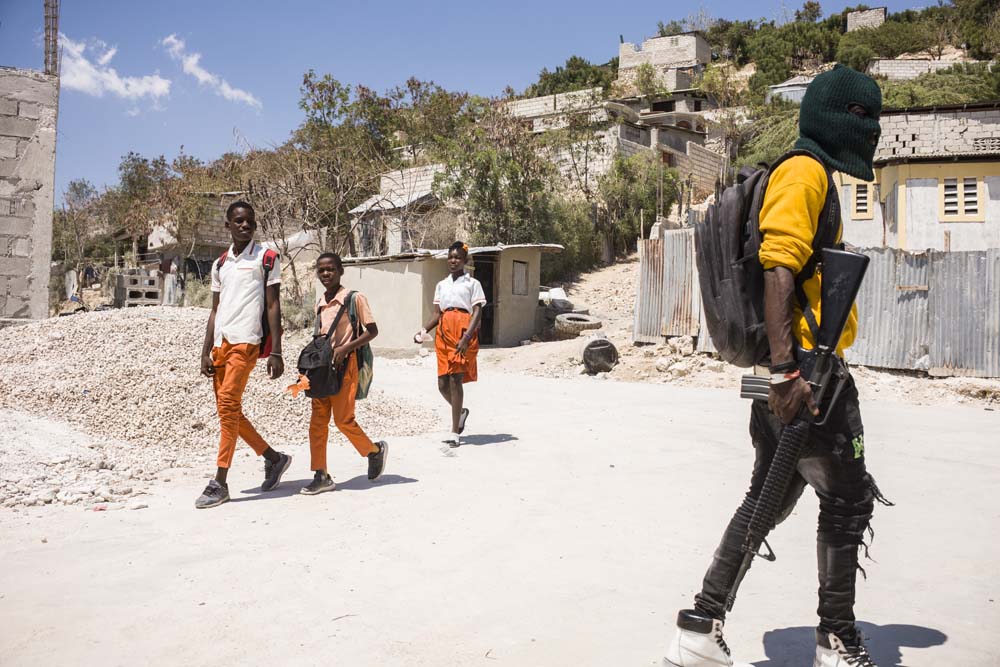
[757,155,858,355]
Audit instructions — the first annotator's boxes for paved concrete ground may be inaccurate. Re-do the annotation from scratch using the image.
[1,363,997,666]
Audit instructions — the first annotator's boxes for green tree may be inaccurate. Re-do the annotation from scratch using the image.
[435,98,556,245]
[635,63,671,99]
[736,103,800,169]
[598,152,678,251]
[953,0,1000,59]
[796,1,823,22]
[880,62,1000,106]
[657,19,686,37]
[524,56,618,97]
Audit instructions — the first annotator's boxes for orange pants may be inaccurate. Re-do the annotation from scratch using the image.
[309,355,375,471]
[436,309,478,383]
[212,340,269,468]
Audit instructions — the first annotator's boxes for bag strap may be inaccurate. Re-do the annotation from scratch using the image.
[318,297,350,342]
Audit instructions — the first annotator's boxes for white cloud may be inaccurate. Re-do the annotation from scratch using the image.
[59,34,171,101]
[96,46,117,66]
[162,34,262,109]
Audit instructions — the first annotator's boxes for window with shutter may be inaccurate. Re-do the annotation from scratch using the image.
[939,176,984,222]
[855,184,868,215]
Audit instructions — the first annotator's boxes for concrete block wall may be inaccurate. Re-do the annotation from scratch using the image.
[868,59,980,81]
[379,164,446,199]
[876,107,1000,161]
[0,67,58,323]
[847,8,886,32]
[674,142,725,198]
[504,88,603,120]
[619,34,711,71]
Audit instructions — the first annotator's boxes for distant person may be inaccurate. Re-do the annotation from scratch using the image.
[664,66,889,667]
[195,201,291,510]
[300,252,387,495]
[414,241,485,447]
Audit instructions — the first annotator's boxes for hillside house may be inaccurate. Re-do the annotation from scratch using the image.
[838,102,1000,251]
[616,32,712,94]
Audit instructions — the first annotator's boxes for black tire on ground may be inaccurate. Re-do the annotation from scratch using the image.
[583,339,619,374]
[554,313,603,336]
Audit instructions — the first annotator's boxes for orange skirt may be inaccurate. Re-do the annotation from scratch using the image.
[436,309,479,382]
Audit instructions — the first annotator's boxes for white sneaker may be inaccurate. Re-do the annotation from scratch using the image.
[814,631,878,667]
[664,610,752,667]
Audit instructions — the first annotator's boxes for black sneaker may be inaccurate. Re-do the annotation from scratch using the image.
[300,471,335,495]
[368,441,388,480]
[195,479,230,509]
[261,452,292,492]
[458,408,470,434]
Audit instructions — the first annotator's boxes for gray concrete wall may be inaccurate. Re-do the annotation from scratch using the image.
[905,177,1000,251]
[342,260,430,350]
[619,34,711,71]
[494,247,542,347]
[674,142,725,198]
[868,59,981,81]
[846,8,886,32]
[0,67,58,323]
[841,184,887,248]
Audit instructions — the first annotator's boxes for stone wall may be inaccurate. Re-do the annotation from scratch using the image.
[846,8,886,32]
[876,105,1000,162]
[504,88,603,119]
[0,66,58,323]
[868,58,981,81]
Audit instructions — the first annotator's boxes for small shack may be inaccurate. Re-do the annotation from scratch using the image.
[340,244,563,349]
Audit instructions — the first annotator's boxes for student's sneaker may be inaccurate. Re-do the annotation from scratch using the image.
[368,441,388,480]
[195,480,230,509]
[814,630,878,667]
[664,610,753,667]
[261,452,292,492]
[458,408,470,434]
[300,472,336,495]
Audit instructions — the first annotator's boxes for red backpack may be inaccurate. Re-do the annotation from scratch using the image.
[218,246,279,360]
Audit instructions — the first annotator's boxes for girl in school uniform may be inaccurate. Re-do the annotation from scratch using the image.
[414,241,485,447]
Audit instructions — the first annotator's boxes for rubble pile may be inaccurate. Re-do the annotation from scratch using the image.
[0,307,439,508]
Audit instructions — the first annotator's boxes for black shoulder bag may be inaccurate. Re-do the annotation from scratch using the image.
[297,301,349,399]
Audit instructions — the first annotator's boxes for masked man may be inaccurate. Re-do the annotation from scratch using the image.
[665,65,889,667]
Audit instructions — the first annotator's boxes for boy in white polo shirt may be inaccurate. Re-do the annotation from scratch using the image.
[195,201,291,509]
[414,241,486,447]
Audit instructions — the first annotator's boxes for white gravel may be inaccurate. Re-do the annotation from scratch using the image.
[0,307,440,508]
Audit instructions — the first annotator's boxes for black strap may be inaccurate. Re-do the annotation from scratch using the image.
[314,301,349,341]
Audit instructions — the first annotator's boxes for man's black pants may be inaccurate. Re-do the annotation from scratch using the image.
[694,376,878,639]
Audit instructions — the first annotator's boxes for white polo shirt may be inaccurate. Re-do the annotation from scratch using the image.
[434,272,486,312]
[210,241,281,347]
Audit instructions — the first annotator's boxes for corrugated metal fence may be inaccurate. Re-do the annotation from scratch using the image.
[634,237,1000,378]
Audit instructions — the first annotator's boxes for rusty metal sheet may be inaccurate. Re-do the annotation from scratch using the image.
[632,239,665,343]
[661,228,699,337]
[928,248,1000,378]
[846,248,931,371]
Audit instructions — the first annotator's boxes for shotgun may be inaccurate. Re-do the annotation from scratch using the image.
[726,248,870,612]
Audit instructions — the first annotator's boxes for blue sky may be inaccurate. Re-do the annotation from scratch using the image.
[1,0,924,200]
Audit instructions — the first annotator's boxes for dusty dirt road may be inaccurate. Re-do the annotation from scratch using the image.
[2,360,998,666]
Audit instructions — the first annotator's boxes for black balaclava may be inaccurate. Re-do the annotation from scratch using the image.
[794,64,883,181]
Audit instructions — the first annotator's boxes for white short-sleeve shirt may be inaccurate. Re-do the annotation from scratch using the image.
[434,272,486,312]
[210,240,281,347]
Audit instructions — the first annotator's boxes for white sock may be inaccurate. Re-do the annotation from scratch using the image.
[451,433,460,443]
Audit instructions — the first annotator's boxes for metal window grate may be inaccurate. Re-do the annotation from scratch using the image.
[963,178,978,215]
[943,178,959,215]
[855,184,869,215]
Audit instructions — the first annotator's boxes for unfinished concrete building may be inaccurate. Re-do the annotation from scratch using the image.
[0,66,59,324]
[616,32,711,95]
[846,8,887,32]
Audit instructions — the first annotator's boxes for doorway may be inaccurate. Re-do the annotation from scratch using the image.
[472,252,498,345]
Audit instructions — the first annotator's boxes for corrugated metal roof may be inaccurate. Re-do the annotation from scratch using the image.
[769,75,815,89]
